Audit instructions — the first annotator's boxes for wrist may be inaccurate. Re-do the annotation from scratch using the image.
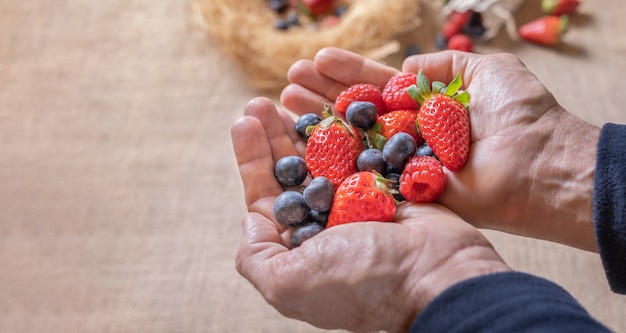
[530,108,600,251]
[412,243,511,312]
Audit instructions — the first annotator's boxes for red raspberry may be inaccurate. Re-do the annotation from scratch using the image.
[382,73,420,112]
[447,34,473,52]
[335,83,387,116]
[399,156,445,203]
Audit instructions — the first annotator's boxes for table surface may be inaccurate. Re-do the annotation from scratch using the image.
[1,0,626,332]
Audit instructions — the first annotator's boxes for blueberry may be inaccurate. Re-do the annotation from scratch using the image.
[383,132,417,172]
[346,101,378,129]
[268,0,289,13]
[415,141,436,158]
[275,19,290,30]
[291,223,325,248]
[308,210,329,228]
[274,191,310,227]
[295,113,322,140]
[303,176,334,212]
[405,44,421,57]
[434,33,448,50]
[386,172,405,202]
[357,148,387,174]
[274,155,308,187]
[464,12,486,37]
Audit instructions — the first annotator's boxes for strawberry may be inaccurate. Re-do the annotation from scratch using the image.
[542,0,580,16]
[301,0,334,16]
[305,105,364,188]
[382,73,421,112]
[376,110,424,146]
[447,34,473,52]
[408,70,471,172]
[326,171,396,227]
[399,156,446,203]
[518,15,569,46]
[335,83,387,116]
[441,10,472,40]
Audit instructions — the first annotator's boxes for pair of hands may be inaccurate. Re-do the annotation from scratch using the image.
[231,48,600,332]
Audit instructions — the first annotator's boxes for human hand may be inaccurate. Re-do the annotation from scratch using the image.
[231,98,510,332]
[281,47,600,252]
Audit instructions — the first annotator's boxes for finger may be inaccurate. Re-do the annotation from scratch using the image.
[231,115,283,219]
[401,50,480,86]
[280,83,333,117]
[235,213,291,288]
[243,97,301,161]
[313,47,400,100]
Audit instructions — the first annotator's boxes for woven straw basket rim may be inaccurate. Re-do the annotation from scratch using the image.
[195,0,420,91]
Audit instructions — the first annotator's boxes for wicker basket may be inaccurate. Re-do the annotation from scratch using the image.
[195,0,421,91]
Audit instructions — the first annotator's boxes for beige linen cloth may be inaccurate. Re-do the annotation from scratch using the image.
[1,0,625,332]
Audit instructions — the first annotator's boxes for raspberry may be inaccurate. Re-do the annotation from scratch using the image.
[399,156,445,203]
[382,73,420,111]
[335,83,387,116]
[447,34,473,52]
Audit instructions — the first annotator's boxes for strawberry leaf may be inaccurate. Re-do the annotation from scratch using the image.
[407,84,421,103]
[444,72,462,97]
[432,81,445,94]
[454,91,471,109]
[416,70,432,103]
[373,134,387,151]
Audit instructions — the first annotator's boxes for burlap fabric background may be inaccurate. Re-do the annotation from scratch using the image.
[1,0,625,332]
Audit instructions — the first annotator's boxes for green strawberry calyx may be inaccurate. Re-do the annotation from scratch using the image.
[306,103,358,138]
[407,70,470,109]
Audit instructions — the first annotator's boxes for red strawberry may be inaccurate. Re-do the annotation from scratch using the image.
[408,70,471,172]
[335,83,387,116]
[447,34,473,52]
[399,156,446,203]
[376,110,424,145]
[442,10,472,40]
[542,0,580,15]
[301,0,334,16]
[518,15,569,46]
[382,73,420,112]
[305,106,364,188]
[327,171,396,227]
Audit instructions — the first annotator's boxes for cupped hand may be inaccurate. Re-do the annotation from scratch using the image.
[281,47,600,251]
[231,98,510,332]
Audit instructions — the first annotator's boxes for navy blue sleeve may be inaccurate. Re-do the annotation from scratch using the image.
[594,123,626,294]
[409,272,611,332]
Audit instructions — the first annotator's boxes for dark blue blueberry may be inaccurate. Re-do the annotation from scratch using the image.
[382,132,417,171]
[274,191,310,227]
[415,141,436,158]
[308,210,329,228]
[434,33,448,50]
[291,223,325,248]
[464,12,486,37]
[295,113,322,140]
[303,176,334,212]
[334,5,349,17]
[357,148,387,174]
[287,12,301,26]
[268,0,289,13]
[386,172,405,202]
[346,101,378,129]
[275,19,290,30]
[274,155,308,187]
[405,44,421,57]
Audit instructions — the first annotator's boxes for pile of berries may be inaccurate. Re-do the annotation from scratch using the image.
[436,10,486,52]
[273,70,471,247]
[267,0,348,31]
